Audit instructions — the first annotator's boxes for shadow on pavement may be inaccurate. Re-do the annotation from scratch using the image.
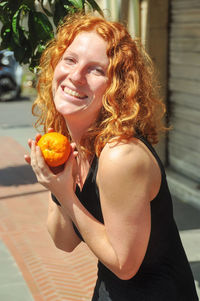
[0,164,37,186]
[173,198,200,297]
[8,95,32,102]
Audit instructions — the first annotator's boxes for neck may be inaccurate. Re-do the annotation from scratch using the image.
[64,116,87,144]
[64,115,94,162]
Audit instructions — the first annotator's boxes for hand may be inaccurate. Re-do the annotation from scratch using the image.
[30,139,78,198]
[24,128,78,198]
[24,128,54,165]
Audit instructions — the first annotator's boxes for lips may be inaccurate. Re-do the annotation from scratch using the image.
[63,87,87,99]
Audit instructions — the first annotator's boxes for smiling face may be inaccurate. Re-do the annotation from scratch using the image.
[52,31,109,125]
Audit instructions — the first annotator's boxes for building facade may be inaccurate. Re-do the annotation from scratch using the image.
[97,0,200,208]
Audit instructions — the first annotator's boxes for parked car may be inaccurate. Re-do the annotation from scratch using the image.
[0,50,23,101]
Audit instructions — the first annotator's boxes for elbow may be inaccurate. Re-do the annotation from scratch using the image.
[115,269,136,281]
[53,240,76,253]
[48,229,76,253]
[114,262,140,280]
[47,225,77,253]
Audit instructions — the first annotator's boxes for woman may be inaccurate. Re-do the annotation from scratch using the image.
[25,13,198,301]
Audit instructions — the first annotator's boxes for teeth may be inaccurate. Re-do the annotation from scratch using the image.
[64,87,86,99]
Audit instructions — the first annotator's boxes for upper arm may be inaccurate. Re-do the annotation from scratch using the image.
[96,139,161,278]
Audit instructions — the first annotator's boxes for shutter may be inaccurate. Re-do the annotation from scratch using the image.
[168,0,200,183]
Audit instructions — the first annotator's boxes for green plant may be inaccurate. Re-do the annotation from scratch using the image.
[0,0,103,71]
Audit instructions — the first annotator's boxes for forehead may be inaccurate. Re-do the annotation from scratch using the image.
[65,31,108,63]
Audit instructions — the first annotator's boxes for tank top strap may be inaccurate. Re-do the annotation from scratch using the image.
[137,136,166,178]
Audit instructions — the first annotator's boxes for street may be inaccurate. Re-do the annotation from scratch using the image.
[0,98,34,127]
[0,93,37,150]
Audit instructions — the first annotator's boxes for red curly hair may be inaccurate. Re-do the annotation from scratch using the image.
[32,13,166,156]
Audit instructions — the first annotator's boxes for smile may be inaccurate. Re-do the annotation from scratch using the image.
[63,87,87,99]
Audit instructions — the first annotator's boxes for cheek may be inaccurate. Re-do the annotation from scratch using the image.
[53,64,66,85]
[52,68,65,99]
[93,80,108,98]
[53,65,61,82]
[93,84,107,110]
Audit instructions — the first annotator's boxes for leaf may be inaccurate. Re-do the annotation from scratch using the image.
[63,4,75,14]
[0,25,11,50]
[29,44,47,71]
[37,43,46,54]
[28,11,54,47]
[40,0,53,17]
[0,10,10,24]
[46,0,55,12]
[68,0,83,9]
[53,0,69,27]
[7,0,19,12]
[21,0,35,10]
[86,0,103,16]
[0,0,103,71]
[12,8,21,46]
[12,4,30,46]
[0,1,12,24]
[0,1,7,7]
[13,46,26,63]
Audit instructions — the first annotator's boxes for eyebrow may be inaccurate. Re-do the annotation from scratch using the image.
[63,51,108,69]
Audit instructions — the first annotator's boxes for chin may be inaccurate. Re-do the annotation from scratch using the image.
[55,102,88,117]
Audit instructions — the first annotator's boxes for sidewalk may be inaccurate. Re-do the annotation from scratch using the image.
[0,137,97,301]
[0,136,200,300]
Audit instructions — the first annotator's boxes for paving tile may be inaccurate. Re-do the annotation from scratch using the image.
[0,283,34,301]
[0,240,33,300]
[0,137,97,301]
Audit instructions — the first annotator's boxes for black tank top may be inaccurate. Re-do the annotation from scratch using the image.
[52,138,198,301]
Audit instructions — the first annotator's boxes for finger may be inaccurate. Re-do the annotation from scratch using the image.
[73,150,78,158]
[36,145,45,164]
[65,150,79,180]
[24,154,31,164]
[28,138,32,149]
[35,145,46,168]
[35,133,42,144]
[30,140,38,168]
[50,165,65,174]
[63,150,75,172]
[28,134,41,149]
[70,142,77,152]
[48,128,54,133]
[35,145,52,176]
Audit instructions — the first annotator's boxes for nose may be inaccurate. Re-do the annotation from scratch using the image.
[69,65,86,85]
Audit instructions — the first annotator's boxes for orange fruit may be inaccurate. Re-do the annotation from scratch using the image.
[37,132,71,167]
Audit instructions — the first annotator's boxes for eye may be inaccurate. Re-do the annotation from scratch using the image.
[90,66,105,76]
[63,56,76,65]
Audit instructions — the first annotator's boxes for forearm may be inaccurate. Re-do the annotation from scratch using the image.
[60,195,124,278]
[47,198,81,252]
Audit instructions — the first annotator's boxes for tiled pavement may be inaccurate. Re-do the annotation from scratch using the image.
[0,136,200,300]
[0,137,97,301]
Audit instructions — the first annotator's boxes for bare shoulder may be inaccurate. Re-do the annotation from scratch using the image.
[99,138,158,175]
[97,138,161,202]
